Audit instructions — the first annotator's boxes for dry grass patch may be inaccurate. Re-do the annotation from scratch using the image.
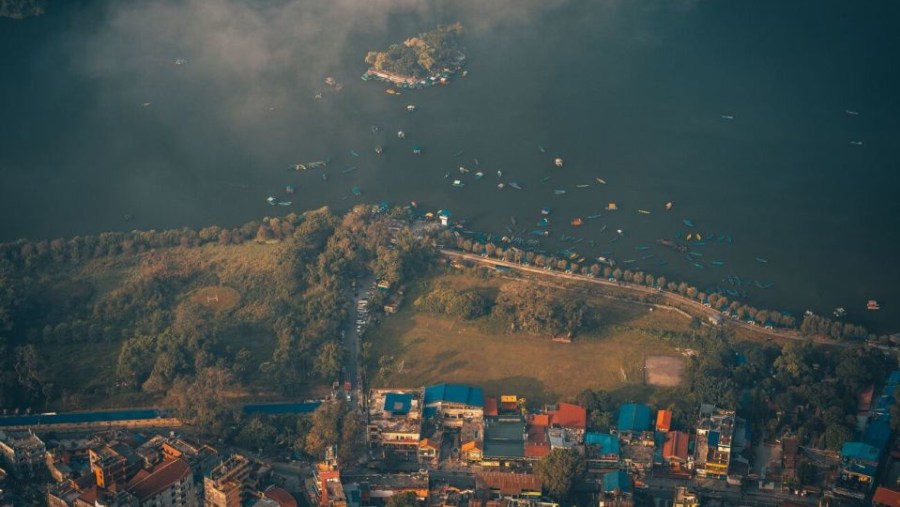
[191,286,241,312]
[645,355,685,387]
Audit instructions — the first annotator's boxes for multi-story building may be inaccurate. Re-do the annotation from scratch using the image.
[125,457,198,507]
[308,462,346,507]
[90,443,140,488]
[423,384,484,428]
[0,429,46,473]
[204,455,252,507]
[672,486,700,507]
[367,389,422,459]
[693,404,735,479]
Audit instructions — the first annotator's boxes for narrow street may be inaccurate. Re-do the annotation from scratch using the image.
[342,274,375,406]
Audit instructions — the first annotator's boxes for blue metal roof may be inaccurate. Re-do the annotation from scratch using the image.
[617,404,651,432]
[384,393,412,415]
[841,441,880,463]
[864,418,891,451]
[424,384,484,407]
[602,470,631,493]
[585,432,620,455]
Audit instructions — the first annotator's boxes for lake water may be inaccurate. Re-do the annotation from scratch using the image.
[1,0,898,332]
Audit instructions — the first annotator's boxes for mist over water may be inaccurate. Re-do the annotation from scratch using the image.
[1,0,899,332]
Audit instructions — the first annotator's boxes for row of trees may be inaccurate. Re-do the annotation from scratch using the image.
[439,231,885,340]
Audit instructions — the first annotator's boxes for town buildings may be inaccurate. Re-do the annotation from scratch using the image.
[693,404,735,479]
[0,430,46,473]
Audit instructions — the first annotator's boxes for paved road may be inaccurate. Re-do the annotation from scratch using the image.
[440,249,848,347]
[343,275,375,406]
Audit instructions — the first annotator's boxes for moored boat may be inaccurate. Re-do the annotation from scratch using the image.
[596,177,607,184]
[509,182,522,190]
[605,202,618,211]
[554,189,566,195]
[554,157,564,167]
[638,209,651,215]
[570,218,584,226]
[656,239,688,253]
[452,180,465,188]
[867,300,880,310]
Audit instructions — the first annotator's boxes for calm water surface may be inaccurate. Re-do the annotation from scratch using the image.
[1,0,898,331]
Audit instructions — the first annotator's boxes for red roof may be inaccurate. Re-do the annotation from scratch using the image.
[484,397,499,417]
[126,458,191,502]
[529,414,550,426]
[858,384,875,414]
[656,409,672,432]
[265,486,299,507]
[476,472,542,496]
[874,487,900,507]
[549,403,586,429]
[663,431,689,460]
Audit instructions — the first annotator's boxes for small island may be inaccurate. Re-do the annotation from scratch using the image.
[362,22,466,89]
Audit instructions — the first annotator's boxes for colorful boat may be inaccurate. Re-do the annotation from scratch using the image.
[605,202,618,211]
[570,218,584,226]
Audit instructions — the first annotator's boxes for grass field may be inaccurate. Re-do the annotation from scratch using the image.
[367,274,689,405]
[191,286,241,312]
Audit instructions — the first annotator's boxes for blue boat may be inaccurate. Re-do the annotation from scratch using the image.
[755,257,769,264]
[537,218,550,227]
[623,259,637,264]
[342,166,356,173]
[529,229,549,237]
[509,182,522,190]
[683,219,695,227]
[412,146,422,155]
[351,186,362,196]
[538,145,546,153]
[635,245,650,251]
[710,260,725,266]
[350,150,360,157]
[587,213,603,219]
[692,262,704,269]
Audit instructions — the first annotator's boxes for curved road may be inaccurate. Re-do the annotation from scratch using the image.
[440,249,847,347]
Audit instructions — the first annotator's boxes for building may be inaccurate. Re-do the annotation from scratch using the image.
[598,470,633,507]
[125,457,198,507]
[417,438,439,465]
[261,486,297,507]
[833,442,880,500]
[204,454,253,507]
[423,384,484,428]
[662,431,690,471]
[344,473,428,503]
[616,404,651,439]
[308,463,346,507]
[672,486,700,507]
[693,404,735,479]
[475,472,542,503]
[584,433,620,470]
[89,443,140,489]
[0,430,46,473]
[367,389,422,460]
[656,410,672,433]
[873,486,900,507]
[482,418,525,467]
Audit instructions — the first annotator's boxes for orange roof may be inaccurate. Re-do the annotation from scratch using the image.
[484,397,499,417]
[126,458,191,502]
[656,409,672,432]
[663,431,689,460]
[874,487,900,507]
[265,486,299,507]
[461,440,482,452]
[525,444,551,458]
[476,472,542,496]
[549,403,586,429]
[530,414,551,426]
[419,438,440,450]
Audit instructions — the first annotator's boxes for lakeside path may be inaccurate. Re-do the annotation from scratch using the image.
[439,249,848,348]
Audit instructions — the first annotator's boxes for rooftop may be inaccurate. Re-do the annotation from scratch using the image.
[126,458,191,501]
[476,472,541,496]
[585,432,620,456]
[424,384,484,407]
[602,470,631,493]
[841,441,880,464]
[617,404,651,433]
[663,431,690,460]
[656,409,672,432]
[549,403,587,430]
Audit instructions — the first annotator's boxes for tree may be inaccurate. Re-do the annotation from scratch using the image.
[535,448,585,501]
[167,366,237,436]
[314,341,345,380]
[823,423,853,451]
[386,492,419,507]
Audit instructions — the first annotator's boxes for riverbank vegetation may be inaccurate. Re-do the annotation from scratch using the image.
[365,22,464,80]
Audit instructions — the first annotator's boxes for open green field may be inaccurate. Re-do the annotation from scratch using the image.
[367,273,691,405]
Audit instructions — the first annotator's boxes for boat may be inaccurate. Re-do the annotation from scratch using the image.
[141,102,152,107]
[642,254,655,260]
[754,280,774,289]
[385,88,400,95]
[554,158,564,167]
[537,218,550,227]
[538,145,546,153]
[692,262,705,269]
[285,185,295,194]
[407,104,416,112]
[174,58,188,65]
[294,162,307,171]
[266,196,276,205]
[459,166,469,173]
[696,233,703,241]
[755,257,769,264]
[371,125,380,133]
[474,158,480,166]
[444,172,450,179]
[412,146,422,155]
[685,233,692,240]
[600,225,607,232]
[397,131,406,139]
[308,161,327,169]
[351,186,362,195]
[453,151,464,157]
[541,207,552,216]
[850,140,863,146]
[497,170,503,178]
[314,92,323,100]
[474,172,484,180]
[721,114,734,120]
[510,216,517,225]
[665,202,673,210]
[689,251,703,257]
[277,201,292,206]
[656,239,688,253]
[452,180,465,188]
[325,76,336,86]
[616,229,624,236]
[867,300,881,311]
[542,176,551,182]
[350,150,359,157]
[596,256,616,267]
[570,218,584,226]
[596,178,607,184]
[497,183,505,190]
[605,202,618,211]
[509,182,523,190]
[529,230,549,237]
[575,184,589,188]
[321,173,328,181]
[375,146,383,154]
[638,209,651,215]
[554,189,566,195]
[587,213,602,219]
[623,259,637,264]
[635,245,650,251]
[833,307,847,318]
[710,260,725,266]
[683,219,695,227]
[845,110,859,115]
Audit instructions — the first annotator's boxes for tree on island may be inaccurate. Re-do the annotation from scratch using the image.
[365,22,464,79]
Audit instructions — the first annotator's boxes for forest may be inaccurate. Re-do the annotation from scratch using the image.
[365,22,464,79]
